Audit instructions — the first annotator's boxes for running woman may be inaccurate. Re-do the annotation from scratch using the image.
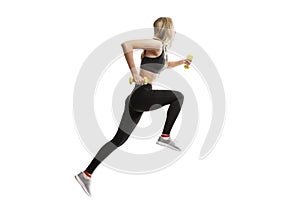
[75,17,192,196]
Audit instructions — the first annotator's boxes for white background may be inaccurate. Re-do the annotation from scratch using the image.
[1,0,299,199]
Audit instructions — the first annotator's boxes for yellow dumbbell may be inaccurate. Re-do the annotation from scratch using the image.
[129,76,148,85]
[184,55,193,69]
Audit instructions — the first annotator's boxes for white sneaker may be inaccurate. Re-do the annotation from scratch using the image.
[75,172,91,196]
[156,136,181,151]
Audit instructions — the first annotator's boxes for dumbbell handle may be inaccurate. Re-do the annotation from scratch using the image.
[129,76,148,85]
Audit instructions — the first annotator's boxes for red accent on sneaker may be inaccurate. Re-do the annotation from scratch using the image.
[84,171,92,178]
[161,134,170,137]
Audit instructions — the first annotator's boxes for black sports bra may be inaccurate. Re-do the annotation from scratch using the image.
[140,49,166,74]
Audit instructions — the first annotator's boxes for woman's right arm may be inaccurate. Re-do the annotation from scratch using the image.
[121,39,162,84]
[123,51,139,75]
[122,50,144,85]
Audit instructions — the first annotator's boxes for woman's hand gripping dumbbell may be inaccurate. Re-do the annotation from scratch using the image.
[129,74,148,85]
[184,55,193,69]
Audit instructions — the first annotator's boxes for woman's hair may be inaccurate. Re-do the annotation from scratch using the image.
[153,17,175,46]
[141,17,174,59]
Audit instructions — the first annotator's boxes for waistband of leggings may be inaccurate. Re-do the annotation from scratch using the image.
[133,83,152,89]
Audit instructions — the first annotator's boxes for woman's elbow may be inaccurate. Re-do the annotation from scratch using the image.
[121,42,132,54]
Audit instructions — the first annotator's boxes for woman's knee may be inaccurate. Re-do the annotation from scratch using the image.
[110,129,130,147]
[111,135,128,147]
[173,91,184,102]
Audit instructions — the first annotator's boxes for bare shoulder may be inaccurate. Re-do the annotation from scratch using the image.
[136,38,162,49]
[121,38,162,53]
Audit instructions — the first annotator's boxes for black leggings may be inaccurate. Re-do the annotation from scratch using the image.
[85,83,184,174]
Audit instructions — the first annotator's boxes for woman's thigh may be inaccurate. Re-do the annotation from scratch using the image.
[129,89,184,112]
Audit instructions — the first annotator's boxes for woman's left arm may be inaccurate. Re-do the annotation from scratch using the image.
[167,59,191,68]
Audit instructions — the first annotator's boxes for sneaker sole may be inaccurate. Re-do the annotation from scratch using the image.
[156,141,181,151]
[75,175,91,196]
